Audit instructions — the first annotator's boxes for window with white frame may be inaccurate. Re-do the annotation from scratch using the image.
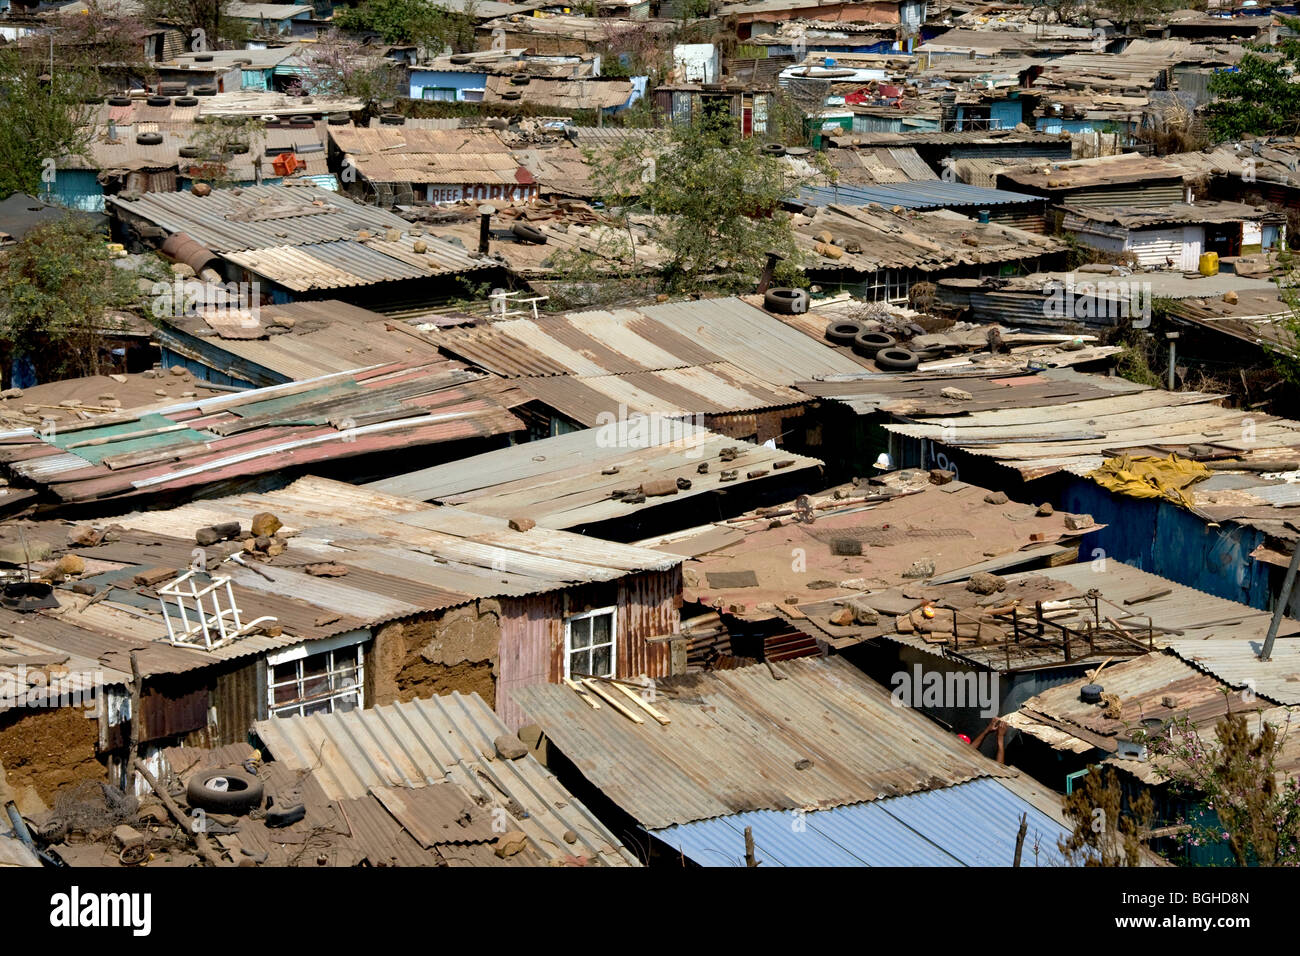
[564,607,616,680]
[266,631,367,718]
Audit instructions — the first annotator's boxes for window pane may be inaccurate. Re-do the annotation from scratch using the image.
[302,653,329,679]
[570,617,592,649]
[591,643,612,678]
[592,613,611,646]
[272,681,299,705]
[569,648,591,678]
[335,691,359,713]
[270,661,296,684]
[303,699,331,716]
[302,674,329,698]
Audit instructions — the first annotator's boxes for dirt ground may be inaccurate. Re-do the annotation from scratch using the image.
[0,369,227,429]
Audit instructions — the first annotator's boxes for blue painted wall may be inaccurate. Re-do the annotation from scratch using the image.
[159,347,261,388]
[241,68,272,91]
[51,171,106,213]
[1059,476,1273,610]
[955,99,1021,131]
[991,99,1021,129]
[409,69,488,101]
[1036,117,1133,137]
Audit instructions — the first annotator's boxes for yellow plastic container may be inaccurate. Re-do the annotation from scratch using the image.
[1199,251,1219,276]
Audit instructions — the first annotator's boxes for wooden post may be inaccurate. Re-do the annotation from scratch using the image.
[132,757,227,868]
[744,826,758,867]
[124,652,142,794]
[1013,813,1028,867]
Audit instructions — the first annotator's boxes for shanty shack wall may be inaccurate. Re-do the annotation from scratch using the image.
[498,569,682,729]
[365,567,680,730]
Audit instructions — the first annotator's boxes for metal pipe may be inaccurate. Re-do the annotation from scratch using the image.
[4,803,35,853]
[0,756,37,854]
[1262,540,1300,661]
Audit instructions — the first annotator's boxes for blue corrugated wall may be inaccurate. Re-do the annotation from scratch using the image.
[51,170,106,213]
[1060,476,1272,610]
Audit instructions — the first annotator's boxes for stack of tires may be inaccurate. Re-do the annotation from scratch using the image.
[823,319,921,371]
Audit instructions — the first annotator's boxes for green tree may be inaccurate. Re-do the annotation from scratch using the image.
[1262,247,1300,387]
[1204,19,1300,141]
[0,42,99,200]
[590,111,815,292]
[334,0,476,53]
[294,30,405,106]
[1145,708,1300,865]
[1060,765,1154,866]
[0,217,142,380]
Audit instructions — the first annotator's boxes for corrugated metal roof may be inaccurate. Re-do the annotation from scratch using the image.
[829,146,939,186]
[862,366,1293,481]
[328,126,523,185]
[158,300,445,386]
[223,234,492,290]
[162,44,301,70]
[510,657,1013,830]
[997,152,1183,191]
[654,777,1071,866]
[430,297,864,384]
[798,365,1141,417]
[1003,561,1296,645]
[569,127,659,148]
[366,419,823,529]
[1167,638,1300,707]
[108,184,412,252]
[517,362,810,426]
[1008,649,1300,783]
[0,362,524,505]
[104,474,681,604]
[637,298,867,384]
[253,693,638,865]
[794,204,1065,274]
[482,75,633,109]
[799,180,1047,210]
[830,129,1068,147]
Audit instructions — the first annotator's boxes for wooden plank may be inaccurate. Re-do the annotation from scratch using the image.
[581,678,643,724]
[1124,587,1172,606]
[611,680,671,725]
[563,677,599,709]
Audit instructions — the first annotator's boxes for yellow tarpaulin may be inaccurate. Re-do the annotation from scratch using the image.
[1088,454,1211,510]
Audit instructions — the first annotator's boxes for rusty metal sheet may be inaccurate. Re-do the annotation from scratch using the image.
[510,657,1009,831]
[253,693,638,865]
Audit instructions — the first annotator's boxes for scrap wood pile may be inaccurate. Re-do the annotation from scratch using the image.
[891,574,1082,646]
[562,674,672,726]
[794,570,1161,664]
